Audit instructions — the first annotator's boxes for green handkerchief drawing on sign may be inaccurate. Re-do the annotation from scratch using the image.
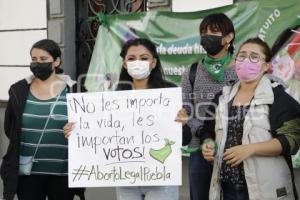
[149,138,175,164]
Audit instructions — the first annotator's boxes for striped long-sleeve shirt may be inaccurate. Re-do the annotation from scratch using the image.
[20,87,68,175]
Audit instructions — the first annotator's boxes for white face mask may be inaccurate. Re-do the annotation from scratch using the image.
[126,60,151,80]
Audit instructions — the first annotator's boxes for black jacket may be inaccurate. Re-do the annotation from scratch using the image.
[1,78,86,200]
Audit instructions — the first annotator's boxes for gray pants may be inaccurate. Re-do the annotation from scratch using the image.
[116,186,179,200]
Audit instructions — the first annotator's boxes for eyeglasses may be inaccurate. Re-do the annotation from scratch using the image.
[235,52,265,63]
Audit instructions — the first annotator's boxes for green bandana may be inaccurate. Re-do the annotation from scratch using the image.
[202,53,232,82]
[181,139,218,154]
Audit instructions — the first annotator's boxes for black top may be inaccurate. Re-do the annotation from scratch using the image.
[220,105,250,185]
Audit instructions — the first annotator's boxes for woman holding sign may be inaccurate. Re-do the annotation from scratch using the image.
[63,38,191,199]
[1,39,85,200]
[115,38,192,200]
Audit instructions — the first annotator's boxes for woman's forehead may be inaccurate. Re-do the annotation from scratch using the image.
[240,43,263,54]
[31,48,51,57]
[126,45,152,56]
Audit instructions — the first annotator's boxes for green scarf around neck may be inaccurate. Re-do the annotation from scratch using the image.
[202,53,233,82]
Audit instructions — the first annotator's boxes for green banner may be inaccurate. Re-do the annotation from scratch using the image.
[84,0,300,166]
[85,0,300,91]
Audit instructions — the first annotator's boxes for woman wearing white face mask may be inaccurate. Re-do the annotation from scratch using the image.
[63,38,192,200]
[200,38,300,200]
[116,38,173,90]
[114,38,191,200]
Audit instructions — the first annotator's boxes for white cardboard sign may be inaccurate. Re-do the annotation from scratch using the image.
[67,88,182,187]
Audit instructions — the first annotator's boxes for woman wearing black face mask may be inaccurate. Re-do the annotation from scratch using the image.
[179,13,238,200]
[1,39,85,200]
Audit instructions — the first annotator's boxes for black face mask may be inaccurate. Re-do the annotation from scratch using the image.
[30,62,53,81]
[201,35,224,56]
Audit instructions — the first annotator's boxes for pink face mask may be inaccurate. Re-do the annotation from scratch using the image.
[235,59,262,82]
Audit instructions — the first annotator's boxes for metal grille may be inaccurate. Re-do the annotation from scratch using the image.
[75,0,147,77]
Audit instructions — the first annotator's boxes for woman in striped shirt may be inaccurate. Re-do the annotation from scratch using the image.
[1,39,85,200]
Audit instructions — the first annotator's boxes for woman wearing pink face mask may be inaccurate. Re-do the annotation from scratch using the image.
[200,38,300,200]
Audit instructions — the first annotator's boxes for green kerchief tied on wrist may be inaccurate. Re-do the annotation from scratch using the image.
[181,139,217,154]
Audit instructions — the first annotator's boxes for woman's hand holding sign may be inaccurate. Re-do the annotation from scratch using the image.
[175,108,189,126]
[63,122,75,138]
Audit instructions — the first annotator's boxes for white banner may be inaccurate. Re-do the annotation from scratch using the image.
[67,88,182,187]
[172,0,233,12]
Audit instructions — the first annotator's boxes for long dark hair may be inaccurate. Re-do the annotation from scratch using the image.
[200,13,235,54]
[30,39,63,74]
[116,38,166,90]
